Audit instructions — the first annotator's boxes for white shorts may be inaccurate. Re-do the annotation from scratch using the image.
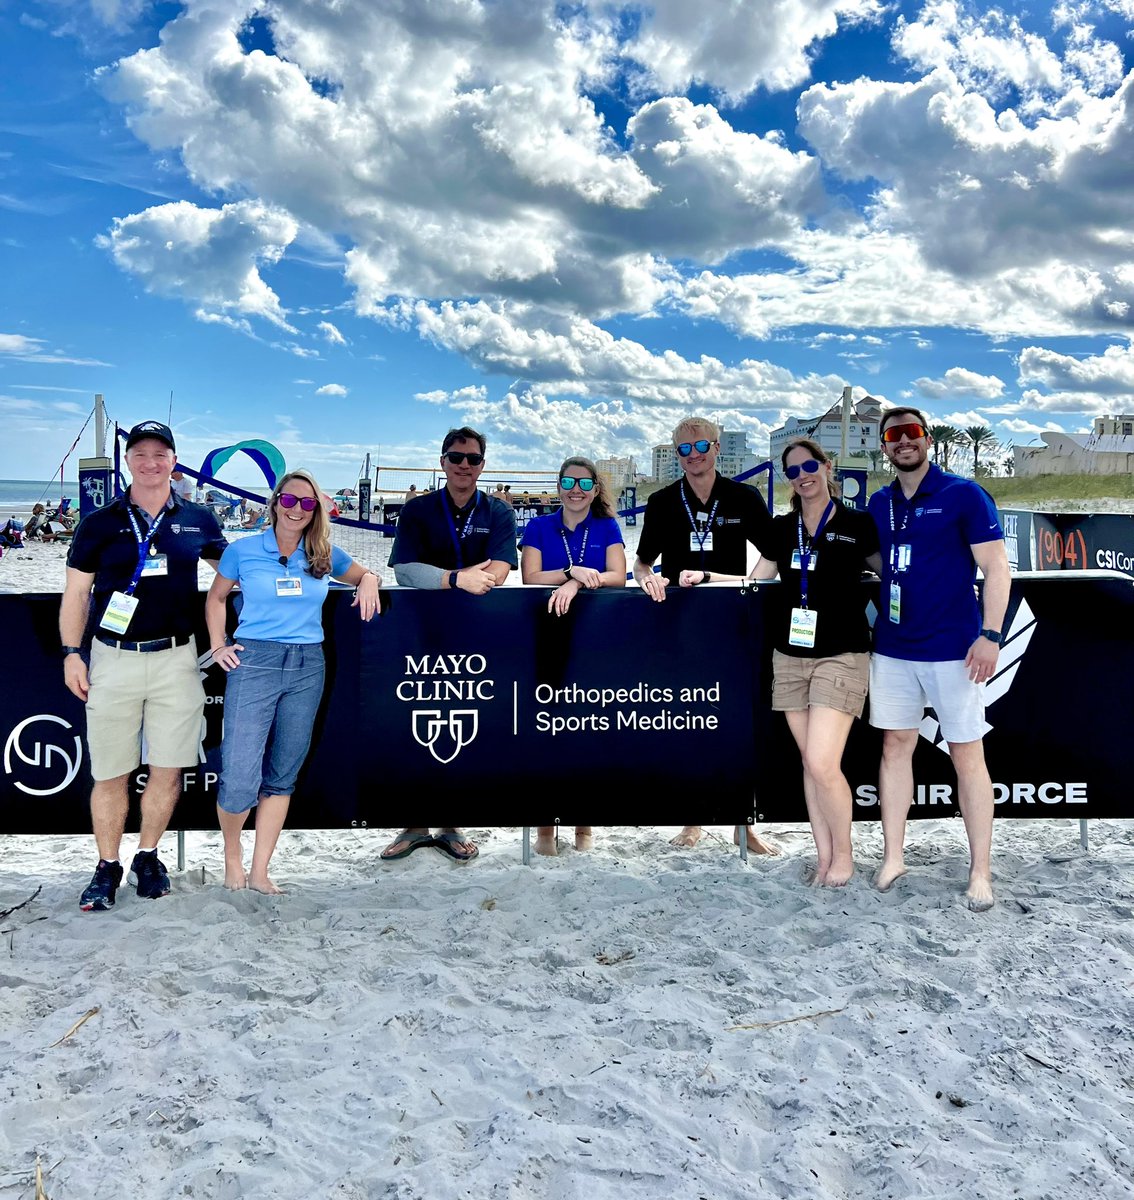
[868,654,986,744]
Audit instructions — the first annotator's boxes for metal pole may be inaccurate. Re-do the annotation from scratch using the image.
[1079,818,1089,852]
[177,829,186,872]
[840,385,852,462]
[94,394,105,457]
[522,826,531,866]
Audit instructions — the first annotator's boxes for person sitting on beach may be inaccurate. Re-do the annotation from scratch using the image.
[170,470,194,503]
[25,504,57,542]
[206,468,379,893]
[0,518,24,550]
[383,426,518,864]
[632,414,778,856]
[745,438,879,886]
[60,420,227,912]
[867,408,1010,911]
[521,455,627,857]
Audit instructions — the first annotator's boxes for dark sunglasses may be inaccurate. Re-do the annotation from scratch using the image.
[277,492,319,512]
[785,459,822,481]
[676,439,715,457]
[560,476,595,491]
[444,451,485,466]
[882,422,928,444]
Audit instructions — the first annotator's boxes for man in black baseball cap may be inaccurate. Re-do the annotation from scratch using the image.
[124,420,176,453]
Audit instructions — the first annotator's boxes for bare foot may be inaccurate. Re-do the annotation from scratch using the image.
[823,863,854,888]
[223,861,247,890]
[734,826,782,855]
[534,827,558,857]
[574,827,594,852]
[874,861,907,892]
[670,825,703,847]
[248,874,284,895]
[965,873,995,912]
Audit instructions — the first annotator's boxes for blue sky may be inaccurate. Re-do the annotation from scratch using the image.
[3,0,1133,489]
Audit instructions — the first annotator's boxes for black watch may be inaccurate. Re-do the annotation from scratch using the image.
[980,628,1003,645]
[448,571,459,590]
[564,564,573,579]
[62,645,83,657]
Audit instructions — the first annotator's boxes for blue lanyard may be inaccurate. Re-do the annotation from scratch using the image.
[680,481,719,566]
[445,491,481,568]
[797,501,834,609]
[124,502,167,596]
[888,487,915,569]
[559,517,590,568]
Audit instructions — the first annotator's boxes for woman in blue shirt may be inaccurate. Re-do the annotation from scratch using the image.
[521,456,625,856]
[205,469,379,893]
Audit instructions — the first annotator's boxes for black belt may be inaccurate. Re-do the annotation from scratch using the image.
[95,634,192,653]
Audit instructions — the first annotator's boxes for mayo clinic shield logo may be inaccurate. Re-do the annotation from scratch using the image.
[3,715,83,796]
[412,709,479,764]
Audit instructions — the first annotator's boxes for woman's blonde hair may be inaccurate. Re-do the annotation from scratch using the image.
[268,468,333,578]
[558,456,615,519]
[781,438,841,513]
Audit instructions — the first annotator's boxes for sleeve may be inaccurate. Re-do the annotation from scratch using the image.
[330,545,353,577]
[486,498,518,566]
[217,541,241,581]
[198,506,229,560]
[66,514,104,573]
[388,498,425,567]
[635,493,662,563]
[855,510,880,558]
[520,513,549,552]
[745,485,775,557]
[962,484,1004,546]
[599,517,624,547]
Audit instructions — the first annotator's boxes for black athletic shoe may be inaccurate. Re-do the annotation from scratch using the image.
[79,860,124,911]
[129,850,171,900]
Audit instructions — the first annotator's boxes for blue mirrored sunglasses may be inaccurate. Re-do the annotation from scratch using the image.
[560,476,595,491]
[676,439,715,457]
[784,459,822,481]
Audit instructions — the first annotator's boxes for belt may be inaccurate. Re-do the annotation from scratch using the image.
[95,634,192,653]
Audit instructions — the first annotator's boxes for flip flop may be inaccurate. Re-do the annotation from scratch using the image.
[380,831,436,860]
[433,832,479,862]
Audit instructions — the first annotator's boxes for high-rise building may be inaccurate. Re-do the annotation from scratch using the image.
[595,455,637,493]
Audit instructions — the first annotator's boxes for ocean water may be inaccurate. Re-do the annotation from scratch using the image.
[0,479,81,510]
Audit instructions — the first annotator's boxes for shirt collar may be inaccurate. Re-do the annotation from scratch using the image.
[889,462,942,502]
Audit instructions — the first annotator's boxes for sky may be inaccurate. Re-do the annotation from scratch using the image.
[2,0,1134,490]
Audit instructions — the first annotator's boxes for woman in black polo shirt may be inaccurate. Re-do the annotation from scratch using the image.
[751,438,879,886]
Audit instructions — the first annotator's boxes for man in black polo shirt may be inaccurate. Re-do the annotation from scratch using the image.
[60,421,227,911]
[384,425,517,864]
[632,415,777,854]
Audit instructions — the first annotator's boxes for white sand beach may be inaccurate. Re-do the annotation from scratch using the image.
[1,821,1133,1198]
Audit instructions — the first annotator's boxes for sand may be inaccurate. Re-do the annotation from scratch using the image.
[1,822,1133,1198]
[3,506,1133,1197]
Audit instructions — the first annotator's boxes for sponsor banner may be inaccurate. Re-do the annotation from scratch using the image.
[1001,509,1134,576]
[1,577,1131,833]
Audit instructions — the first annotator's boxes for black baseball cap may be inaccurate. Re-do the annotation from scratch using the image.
[125,420,176,452]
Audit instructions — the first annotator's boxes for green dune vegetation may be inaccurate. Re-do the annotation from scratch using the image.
[862,472,1134,505]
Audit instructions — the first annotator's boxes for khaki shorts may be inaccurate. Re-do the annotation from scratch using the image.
[85,639,205,780]
[772,650,870,717]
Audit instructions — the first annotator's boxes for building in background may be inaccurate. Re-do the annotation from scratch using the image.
[648,430,758,484]
[595,455,637,493]
[769,394,882,466]
[1013,415,1134,476]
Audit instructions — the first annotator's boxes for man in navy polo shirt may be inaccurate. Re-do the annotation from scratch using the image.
[632,414,777,855]
[60,420,227,910]
[384,425,517,864]
[867,406,1010,911]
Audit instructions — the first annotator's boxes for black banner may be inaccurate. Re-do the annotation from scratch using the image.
[1001,509,1134,576]
[1,577,1130,833]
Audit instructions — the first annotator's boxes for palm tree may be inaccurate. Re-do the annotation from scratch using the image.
[963,424,998,476]
[929,424,961,472]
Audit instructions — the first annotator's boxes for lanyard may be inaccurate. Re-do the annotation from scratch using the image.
[124,502,167,596]
[797,501,834,609]
[445,491,481,568]
[680,481,719,564]
[888,486,916,569]
[559,517,590,568]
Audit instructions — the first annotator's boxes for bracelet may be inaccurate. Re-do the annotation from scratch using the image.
[449,570,459,590]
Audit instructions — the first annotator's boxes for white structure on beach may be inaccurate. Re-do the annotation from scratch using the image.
[1013,415,1134,476]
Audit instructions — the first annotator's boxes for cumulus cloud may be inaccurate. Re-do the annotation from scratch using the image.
[318,321,346,345]
[315,383,347,396]
[1017,341,1134,394]
[0,332,110,366]
[913,367,1006,400]
[99,199,298,330]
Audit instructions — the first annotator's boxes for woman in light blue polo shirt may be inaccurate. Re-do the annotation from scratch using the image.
[521,455,625,856]
[205,468,379,893]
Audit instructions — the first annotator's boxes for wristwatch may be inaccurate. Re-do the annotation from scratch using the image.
[62,645,83,657]
[448,571,459,590]
[564,564,573,579]
[979,628,1003,644]
[702,571,712,584]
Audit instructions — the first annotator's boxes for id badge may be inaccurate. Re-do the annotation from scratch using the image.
[100,590,139,635]
[896,544,912,572]
[888,582,901,624]
[691,532,713,552]
[790,550,817,571]
[140,553,168,577]
[276,576,303,596]
[788,607,818,648]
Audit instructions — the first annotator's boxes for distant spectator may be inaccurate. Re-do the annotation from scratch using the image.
[170,470,195,503]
